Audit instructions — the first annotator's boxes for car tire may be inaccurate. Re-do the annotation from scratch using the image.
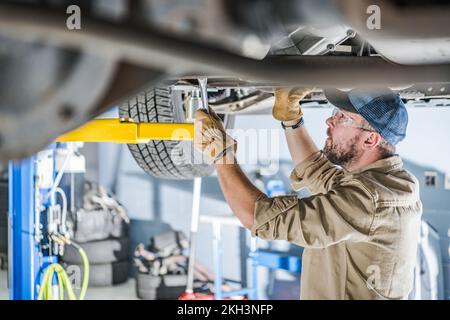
[65,260,129,287]
[118,87,222,179]
[67,210,129,244]
[62,237,130,265]
[136,287,157,300]
[136,272,187,300]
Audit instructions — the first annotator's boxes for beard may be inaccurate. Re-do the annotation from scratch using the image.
[323,133,362,167]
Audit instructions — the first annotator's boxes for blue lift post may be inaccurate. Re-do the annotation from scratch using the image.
[8,157,41,300]
[8,145,58,300]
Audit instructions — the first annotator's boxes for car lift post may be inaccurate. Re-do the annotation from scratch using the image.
[8,157,40,299]
[8,147,59,300]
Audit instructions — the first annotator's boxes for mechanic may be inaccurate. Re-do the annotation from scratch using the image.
[193,88,422,300]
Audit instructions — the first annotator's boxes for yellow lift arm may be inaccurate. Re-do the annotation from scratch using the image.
[57,119,194,143]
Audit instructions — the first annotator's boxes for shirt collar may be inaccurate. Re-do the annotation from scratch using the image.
[352,155,403,174]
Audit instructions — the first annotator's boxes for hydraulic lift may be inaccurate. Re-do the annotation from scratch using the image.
[57,120,194,144]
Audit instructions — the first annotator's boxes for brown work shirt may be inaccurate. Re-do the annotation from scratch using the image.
[251,151,422,299]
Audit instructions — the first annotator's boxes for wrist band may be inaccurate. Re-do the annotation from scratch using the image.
[281,117,304,130]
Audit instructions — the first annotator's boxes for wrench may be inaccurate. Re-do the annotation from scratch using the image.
[198,77,212,114]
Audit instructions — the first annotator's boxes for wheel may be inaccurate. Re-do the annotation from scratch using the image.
[119,87,226,179]
[136,286,156,300]
[65,260,129,287]
[62,237,130,265]
[89,261,129,287]
[137,273,188,290]
[66,208,129,244]
[136,273,187,300]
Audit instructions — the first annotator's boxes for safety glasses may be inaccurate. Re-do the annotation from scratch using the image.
[331,108,374,132]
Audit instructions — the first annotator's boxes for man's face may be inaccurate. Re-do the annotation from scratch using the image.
[323,108,370,167]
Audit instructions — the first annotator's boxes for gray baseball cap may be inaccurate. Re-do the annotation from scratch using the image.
[324,88,408,145]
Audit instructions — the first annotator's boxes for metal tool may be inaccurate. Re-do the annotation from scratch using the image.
[198,77,211,113]
[184,177,202,295]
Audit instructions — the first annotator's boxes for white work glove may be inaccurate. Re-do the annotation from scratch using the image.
[194,109,237,164]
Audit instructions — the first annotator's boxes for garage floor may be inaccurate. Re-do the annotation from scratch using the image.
[0,270,140,300]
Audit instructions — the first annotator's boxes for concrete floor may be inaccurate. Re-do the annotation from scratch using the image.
[0,270,140,300]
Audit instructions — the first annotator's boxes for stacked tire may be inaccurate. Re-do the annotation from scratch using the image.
[61,183,131,287]
[62,237,130,287]
[136,273,188,300]
[134,230,190,300]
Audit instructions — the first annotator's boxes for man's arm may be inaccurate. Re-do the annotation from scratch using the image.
[193,109,263,229]
[251,181,375,248]
[282,119,319,166]
[273,88,342,194]
[215,152,264,230]
[272,88,319,165]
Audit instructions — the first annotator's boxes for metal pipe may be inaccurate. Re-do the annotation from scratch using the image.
[249,237,258,300]
[185,90,201,122]
[212,222,223,300]
[46,145,73,202]
[1,4,450,87]
[185,177,202,294]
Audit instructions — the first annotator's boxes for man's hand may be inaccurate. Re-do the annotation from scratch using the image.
[272,87,312,122]
[194,109,237,164]
[274,87,319,166]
